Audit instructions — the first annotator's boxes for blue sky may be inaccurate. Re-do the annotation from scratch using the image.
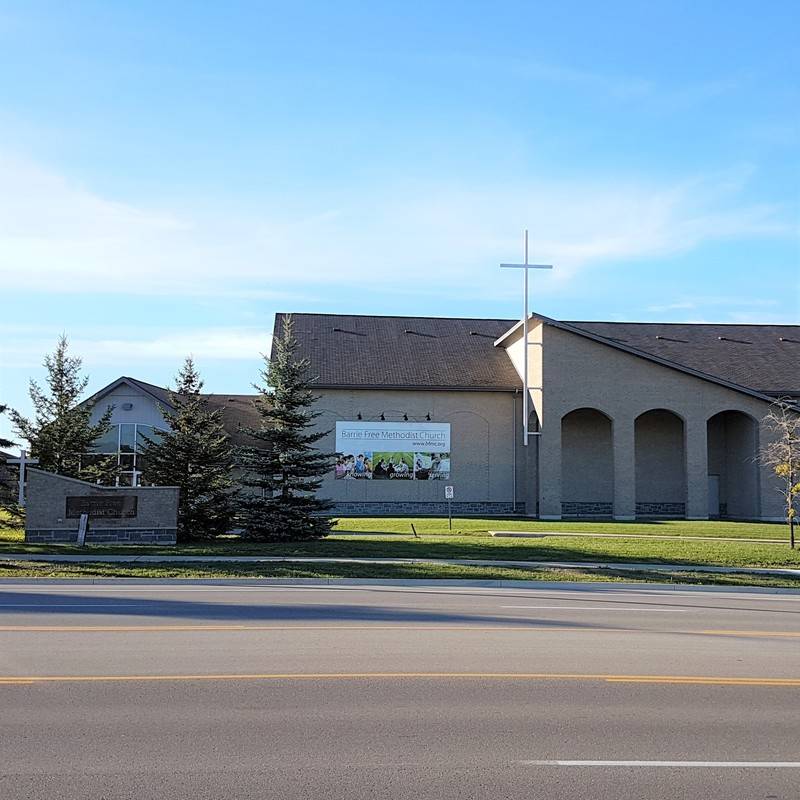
[1,0,798,442]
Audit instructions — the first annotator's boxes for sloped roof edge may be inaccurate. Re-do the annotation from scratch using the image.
[82,376,175,410]
[494,315,782,406]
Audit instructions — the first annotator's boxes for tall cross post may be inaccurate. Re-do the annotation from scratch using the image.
[5,449,39,507]
[500,229,553,446]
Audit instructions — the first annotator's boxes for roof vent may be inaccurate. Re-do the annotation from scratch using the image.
[403,329,436,338]
[718,336,752,344]
[779,337,800,344]
[227,398,237,402]
[655,335,688,343]
[122,402,133,411]
[332,327,366,336]
[469,331,496,338]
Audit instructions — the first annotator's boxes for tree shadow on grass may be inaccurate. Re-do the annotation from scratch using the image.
[168,537,800,569]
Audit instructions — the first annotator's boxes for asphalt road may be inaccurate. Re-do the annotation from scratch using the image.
[1,581,799,799]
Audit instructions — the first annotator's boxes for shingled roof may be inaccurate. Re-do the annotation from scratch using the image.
[276,313,522,390]
[566,321,800,396]
[276,312,800,397]
[205,395,263,446]
[83,378,263,446]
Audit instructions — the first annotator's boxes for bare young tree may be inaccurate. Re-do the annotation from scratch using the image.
[759,400,800,548]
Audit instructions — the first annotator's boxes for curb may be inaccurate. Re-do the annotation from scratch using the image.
[2,553,799,578]
[0,576,799,595]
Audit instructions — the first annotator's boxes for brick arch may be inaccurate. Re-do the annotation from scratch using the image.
[706,410,759,519]
[634,408,686,518]
[705,407,760,426]
[560,405,614,423]
[633,406,688,424]
[560,407,614,518]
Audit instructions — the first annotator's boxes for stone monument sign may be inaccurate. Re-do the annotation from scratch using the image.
[25,469,179,545]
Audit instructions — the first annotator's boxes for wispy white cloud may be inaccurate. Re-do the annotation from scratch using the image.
[0,326,269,368]
[646,296,780,313]
[0,152,794,299]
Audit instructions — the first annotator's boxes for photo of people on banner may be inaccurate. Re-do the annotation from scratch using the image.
[335,451,451,480]
[334,422,451,481]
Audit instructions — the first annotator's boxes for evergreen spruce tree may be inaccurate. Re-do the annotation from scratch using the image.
[139,357,236,540]
[238,316,335,540]
[9,336,117,484]
[0,405,22,527]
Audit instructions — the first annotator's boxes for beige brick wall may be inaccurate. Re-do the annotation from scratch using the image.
[530,323,782,520]
[312,389,531,509]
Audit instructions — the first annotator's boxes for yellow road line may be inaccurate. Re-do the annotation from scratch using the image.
[605,677,800,685]
[0,672,798,686]
[702,630,800,638]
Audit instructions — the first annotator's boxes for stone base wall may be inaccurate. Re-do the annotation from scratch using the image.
[561,501,613,517]
[561,501,689,519]
[331,501,528,516]
[635,502,686,518]
[25,528,177,545]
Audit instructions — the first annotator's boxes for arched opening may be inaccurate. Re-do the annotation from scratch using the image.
[560,408,613,517]
[706,410,759,519]
[635,409,686,517]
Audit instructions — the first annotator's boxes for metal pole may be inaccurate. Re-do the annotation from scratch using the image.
[512,390,517,511]
[499,232,552,451]
[523,230,529,446]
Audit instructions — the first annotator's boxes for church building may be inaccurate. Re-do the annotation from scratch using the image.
[84,312,799,522]
[278,312,798,521]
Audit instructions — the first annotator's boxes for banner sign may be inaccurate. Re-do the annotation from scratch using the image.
[335,421,450,481]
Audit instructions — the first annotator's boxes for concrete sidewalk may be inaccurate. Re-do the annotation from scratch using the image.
[1,552,799,578]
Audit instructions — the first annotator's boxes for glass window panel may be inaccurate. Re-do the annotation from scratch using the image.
[117,473,134,487]
[81,453,112,470]
[119,453,135,470]
[136,425,163,451]
[119,423,136,453]
[92,425,119,453]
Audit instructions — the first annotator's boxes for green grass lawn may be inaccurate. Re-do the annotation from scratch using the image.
[1,558,799,589]
[333,517,789,540]
[1,517,798,570]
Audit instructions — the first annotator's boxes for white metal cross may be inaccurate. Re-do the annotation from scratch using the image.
[500,229,553,446]
[5,449,39,507]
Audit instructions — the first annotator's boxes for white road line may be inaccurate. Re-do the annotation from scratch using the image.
[501,606,696,612]
[519,760,800,768]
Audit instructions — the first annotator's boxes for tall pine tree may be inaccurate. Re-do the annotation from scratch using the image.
[238,315,335,540]
[9,336,117,484]
[0,404,22,527]
[139,357,236,540]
